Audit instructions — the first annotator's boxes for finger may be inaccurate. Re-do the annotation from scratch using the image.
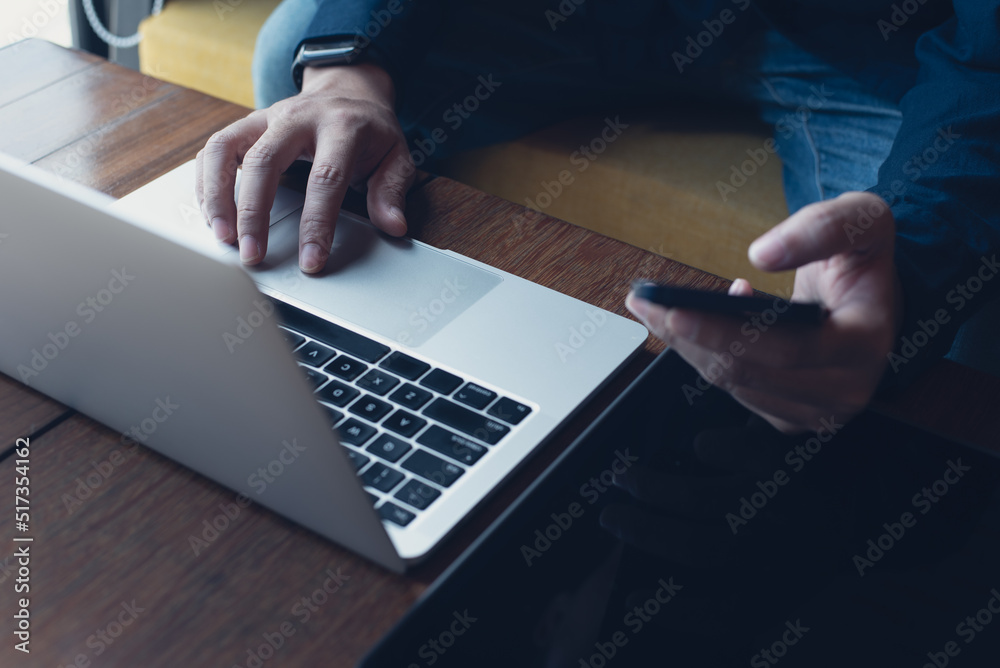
[236,125,311,265]
[728,278,754,296]
[670,335,874,409]
[199,113,268,244]
[296,135,363,273]
[365,143,414,237]
[748,191,894,272]
[628,294,866,369]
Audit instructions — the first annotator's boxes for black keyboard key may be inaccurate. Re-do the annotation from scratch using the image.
[394,479,441,510]
[380,351,430,380]
[454,382,496,410]
[383,410,427,438]
[295,341,337,367]
[366,433,411,463]
[271,299,390,362]
[356,369,400,396]
[344,448,370,471]
[388,383,432,410]
[402,449,465,487]
[338,418,377,446]
[323,405,345,426]
[300,366,329,389]
[280,328,305,350]
[417,426,487,466]
[316,379,359,407]
[487,397,532,425]
[379,501,415,527]
[327,355,367,381]
[349,394,393,422]
[361,463,405,493]
[422,398,510,445]
[420,369,463,395]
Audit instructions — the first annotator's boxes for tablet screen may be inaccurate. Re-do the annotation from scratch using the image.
[362,352,1000,667]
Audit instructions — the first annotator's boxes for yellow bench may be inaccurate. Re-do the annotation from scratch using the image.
[139,0,792,294]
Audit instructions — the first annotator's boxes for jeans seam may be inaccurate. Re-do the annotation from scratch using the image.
[801,118,826,202]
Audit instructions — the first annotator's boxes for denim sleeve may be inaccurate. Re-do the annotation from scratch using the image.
[297,0,442,84]
[868,0,1000,388]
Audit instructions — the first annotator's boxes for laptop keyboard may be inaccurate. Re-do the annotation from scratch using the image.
[271,299,532,528]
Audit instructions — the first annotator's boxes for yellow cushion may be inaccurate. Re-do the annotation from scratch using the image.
[138,0,281,108]
[438,115,793,295]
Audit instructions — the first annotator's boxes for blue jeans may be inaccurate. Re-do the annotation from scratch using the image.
[253,0,999,377]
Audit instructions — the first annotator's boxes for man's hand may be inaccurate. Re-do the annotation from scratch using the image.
[195,63,414,272]
[627,192,903,433]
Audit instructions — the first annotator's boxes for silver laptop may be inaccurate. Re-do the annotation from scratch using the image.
[0,153,647,572]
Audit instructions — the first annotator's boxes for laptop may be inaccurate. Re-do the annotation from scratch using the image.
[0,153,647,572]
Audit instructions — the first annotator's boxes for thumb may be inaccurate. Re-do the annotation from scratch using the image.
[748,192,895,272]
[366,143,415,236]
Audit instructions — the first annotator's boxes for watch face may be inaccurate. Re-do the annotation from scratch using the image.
[302,42,358,59]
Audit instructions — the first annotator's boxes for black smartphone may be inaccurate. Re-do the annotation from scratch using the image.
[631,281,828,325]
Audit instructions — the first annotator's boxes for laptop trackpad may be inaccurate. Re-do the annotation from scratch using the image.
[244,211,503,347]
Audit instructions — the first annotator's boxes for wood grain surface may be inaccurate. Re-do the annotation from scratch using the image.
[0,38,997,668]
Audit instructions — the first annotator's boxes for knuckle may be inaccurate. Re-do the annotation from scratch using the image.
[378,177,408,203]
[272,97,312,123]
[235,201,269,223]
[243,143,279,172]
[205,128,238,153]
[299,220,333,247]
[309,163,350,191]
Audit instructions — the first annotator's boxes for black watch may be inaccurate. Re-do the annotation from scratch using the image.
[291,39,387,90]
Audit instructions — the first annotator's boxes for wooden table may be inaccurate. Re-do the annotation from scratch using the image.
[1,39,997,667]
